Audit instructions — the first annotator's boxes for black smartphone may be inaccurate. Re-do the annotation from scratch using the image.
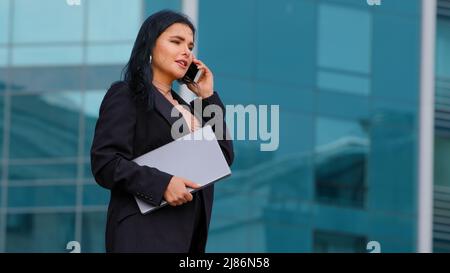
[180,62,203,84]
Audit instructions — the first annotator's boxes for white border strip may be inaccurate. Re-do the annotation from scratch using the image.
[418,0,436,253]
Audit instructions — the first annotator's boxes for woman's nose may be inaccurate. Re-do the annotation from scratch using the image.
[182,50,192,59]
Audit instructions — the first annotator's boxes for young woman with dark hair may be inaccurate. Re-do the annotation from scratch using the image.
[90,9,234,253]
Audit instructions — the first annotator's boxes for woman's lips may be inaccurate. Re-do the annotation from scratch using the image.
[175,60,187,69]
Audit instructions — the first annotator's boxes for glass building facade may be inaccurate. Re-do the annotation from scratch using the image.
[433,0,450,253]
[0,0,442,252]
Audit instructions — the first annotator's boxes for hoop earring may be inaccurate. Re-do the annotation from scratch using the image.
[149,55,152,64]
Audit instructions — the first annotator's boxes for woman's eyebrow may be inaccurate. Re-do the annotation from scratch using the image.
[169,35,194,46]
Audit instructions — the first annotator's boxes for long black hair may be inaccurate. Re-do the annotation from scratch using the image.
[122,10,195,110]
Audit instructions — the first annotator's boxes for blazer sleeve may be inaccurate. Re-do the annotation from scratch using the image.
[90,82,172,206]
[190,91,234,167]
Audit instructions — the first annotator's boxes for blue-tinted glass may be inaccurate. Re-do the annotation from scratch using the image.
[263,223,310,252]
[199,0,256,79]
[317,91,370,120]
[318,70,370,95]
[86,44,133,65]
[368,99,417,214]
[206,208,254,252]
[8,163,77,182]
[87,0,141,42]
[8,185,77,207]
[9,92,81,159]
[0,47,7,67]
[318,4,371,74]
[0,0,9,44]
[368,213,415,252]
[81,211,107,253]
[83,183,109,206]
[369,0,420,16]
[313,230,366,253]
[83,90,106,156]
[253,82,314,114]
[144,0,181,17]
[258,111,314,201]
[0,68,8,92]
[10,66,83,93]
[13,0,83,43]
[12,46,83,67]
[85,65,123,90]
[436,18,450,78]
[213,76,255,106]
[84,161,93,179]
[0,95,3,161]
[435,137,450,187]
[6,212,75,252]
[315,117,369,208]
[372,13,420,103]
[256,0,316,87]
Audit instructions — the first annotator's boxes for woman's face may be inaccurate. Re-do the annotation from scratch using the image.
[151,23,194,83]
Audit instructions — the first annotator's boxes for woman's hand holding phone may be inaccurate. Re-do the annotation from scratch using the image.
[186,56,214,99]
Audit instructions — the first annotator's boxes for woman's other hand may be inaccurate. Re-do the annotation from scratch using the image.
[163,176,201,206]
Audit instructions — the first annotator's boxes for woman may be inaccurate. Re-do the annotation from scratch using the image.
[90,10,234,253]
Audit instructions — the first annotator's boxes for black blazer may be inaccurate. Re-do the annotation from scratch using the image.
[90,81,234,252]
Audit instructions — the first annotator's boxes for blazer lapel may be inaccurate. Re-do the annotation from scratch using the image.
[152,86,193,130]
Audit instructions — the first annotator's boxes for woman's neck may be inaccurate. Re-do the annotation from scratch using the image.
[152,79,172,96]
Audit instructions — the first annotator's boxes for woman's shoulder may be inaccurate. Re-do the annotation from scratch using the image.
[98,81,136,112]
[108,80,131,94]
[103,81,134,101]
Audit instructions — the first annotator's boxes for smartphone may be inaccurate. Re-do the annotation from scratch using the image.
[180,62,203,84]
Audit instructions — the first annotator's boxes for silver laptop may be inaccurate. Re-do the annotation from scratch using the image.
[132,125,231,214]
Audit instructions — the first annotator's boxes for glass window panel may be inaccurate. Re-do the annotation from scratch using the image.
[315,117,369,208]
[86,44,133,65]
[84,161,93,179]
[83,90,106,156]
[12,46,83,67]
[256,0,316,87]
[0,0,10,44]
[318,4,371,74]
[87,0,141,42]
[0,68,9,93]
[144,0,181,16]
[373,0,420,16]
[83,184,109,206]
[199,0,256,79]
[254,82,314,114]
[81,211,107,253]
[6,212,75,252]
[318,70,370,96]
[317,91,370,121]
[207,216,253,252]
[10,66,83,93]
[313,230,366,253]
[0,95,3,160]
[262,223,309,252]
[84,65,123,90]
[372,14,420,102]
[434,137,450,188]
[7,185,77,207]
[436,18,450,78]
[0,47,7,67]
[368,99,417,214]
[13,0,83,43]
[8,163,77,182]
[9,92,81,159]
